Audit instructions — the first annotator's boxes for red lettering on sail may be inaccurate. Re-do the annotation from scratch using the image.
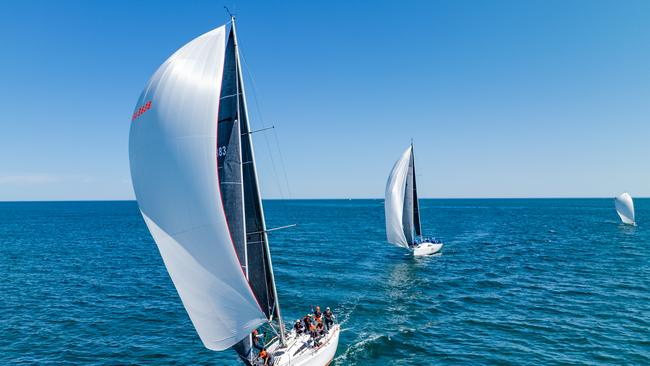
[132,100,152,121]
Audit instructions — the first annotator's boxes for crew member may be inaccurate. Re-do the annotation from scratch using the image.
[303,314,312,330]
[309,322,319,347]
[252,329,264,351]
[293,319,304,335]
[316,321,326,337]
[324,307,334,330]
[258,349,270,366]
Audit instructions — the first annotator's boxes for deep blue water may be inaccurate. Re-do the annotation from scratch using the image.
[1,199,649,365]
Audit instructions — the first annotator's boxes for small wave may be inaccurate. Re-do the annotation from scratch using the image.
[333,294,361,327]
[333,327,427,365]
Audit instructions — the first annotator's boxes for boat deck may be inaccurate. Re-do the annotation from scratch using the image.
[261,324,340,366]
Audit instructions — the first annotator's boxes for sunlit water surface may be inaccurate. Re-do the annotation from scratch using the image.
[1,199,648,365]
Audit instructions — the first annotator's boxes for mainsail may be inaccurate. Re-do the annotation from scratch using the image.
[129,24,279,352]
[412,148,422,237]
[615,192,635,225]
[385,145,419,247]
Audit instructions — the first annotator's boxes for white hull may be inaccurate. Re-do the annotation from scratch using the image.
[264,324,340,366]
[412,242,443,256]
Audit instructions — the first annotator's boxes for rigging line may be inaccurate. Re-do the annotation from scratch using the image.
[271,128,292,197]
[247,224,297,235]
[224,6,234,19]
[232,37,284,198]
[237,45,293,199]
[239,55,285,199]
[230,25,284,199]
[239,58,285,199]
[242,126,275,136]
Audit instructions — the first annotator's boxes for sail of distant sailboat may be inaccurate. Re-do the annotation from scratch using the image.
[385,144,443,256]
[615,192,636,226]
[385,146,416,248]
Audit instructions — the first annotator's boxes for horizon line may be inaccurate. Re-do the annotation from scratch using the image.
[1,196,648,203]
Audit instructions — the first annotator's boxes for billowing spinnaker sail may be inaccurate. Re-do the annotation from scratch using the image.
[385,147,413,248]
[128,26,266,351]
[615,192,635,225]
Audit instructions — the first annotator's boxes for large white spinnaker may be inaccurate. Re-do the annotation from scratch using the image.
[385,146,413,248]
[128,26,266,351]
[615,192,636,225]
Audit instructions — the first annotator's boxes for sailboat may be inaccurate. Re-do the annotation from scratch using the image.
[385,143,443,256]
[615,192,636,226]
[128,18,339,366]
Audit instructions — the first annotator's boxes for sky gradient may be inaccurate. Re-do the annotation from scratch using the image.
[0,0,648,200]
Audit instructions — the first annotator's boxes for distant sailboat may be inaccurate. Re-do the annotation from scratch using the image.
[385,143,443,256]
[615,192,636,226]
[129,18,339,366]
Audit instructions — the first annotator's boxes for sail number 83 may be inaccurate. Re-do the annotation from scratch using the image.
[218,146,227,157]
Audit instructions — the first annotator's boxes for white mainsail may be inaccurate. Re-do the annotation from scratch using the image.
[128,26,267,351]
[615,192,636,225]
[385,146,413,248]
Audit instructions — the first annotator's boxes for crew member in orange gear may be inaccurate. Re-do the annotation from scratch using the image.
[259,348,270,365]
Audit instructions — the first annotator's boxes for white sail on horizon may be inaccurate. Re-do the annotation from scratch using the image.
[128,25,267,352]
[615,192,636,225]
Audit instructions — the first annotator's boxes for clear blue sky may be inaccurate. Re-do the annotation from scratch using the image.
[0,0,648,200]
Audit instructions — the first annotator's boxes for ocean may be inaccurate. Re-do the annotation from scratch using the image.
[1,199,648,365]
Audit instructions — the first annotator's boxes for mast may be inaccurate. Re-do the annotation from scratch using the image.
[231,17,287,346]
[233,17,253,361]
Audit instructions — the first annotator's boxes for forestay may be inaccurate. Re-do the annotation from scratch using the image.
[128,26,267,351]
[615,192,635,225]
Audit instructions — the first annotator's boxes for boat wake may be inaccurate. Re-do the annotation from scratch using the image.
[333,327,425,365]
[333,332,387,365]
[333,294,361,328]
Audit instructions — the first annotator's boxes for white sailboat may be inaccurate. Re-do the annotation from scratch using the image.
[385,143,443,256]
[129,19,339,366]
[615,192,636,226]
